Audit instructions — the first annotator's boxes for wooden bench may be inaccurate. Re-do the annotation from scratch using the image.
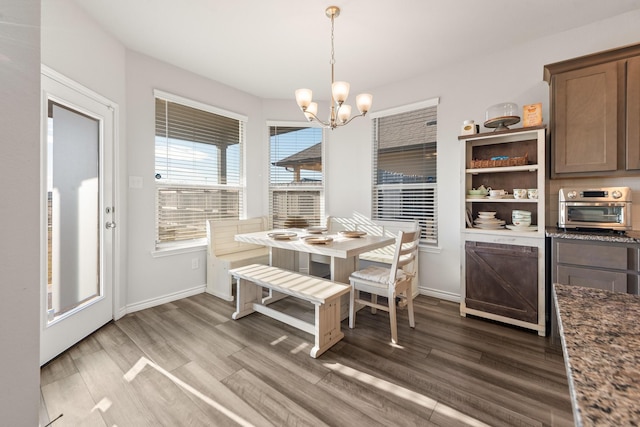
[229,264,351,358]
[206,217,269,301]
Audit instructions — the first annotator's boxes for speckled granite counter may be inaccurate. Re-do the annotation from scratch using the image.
[546,227,640,244]
[553,283,640,426]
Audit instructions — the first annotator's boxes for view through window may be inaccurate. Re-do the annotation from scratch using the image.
[372,101,438,245]
[155,92,245,247]
[269,125,324,229]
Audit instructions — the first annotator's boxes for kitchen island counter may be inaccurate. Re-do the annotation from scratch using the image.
[553,283,640,426]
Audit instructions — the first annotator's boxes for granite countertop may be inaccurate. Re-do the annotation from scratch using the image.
[546,227,640,244]
[553,284,640,426]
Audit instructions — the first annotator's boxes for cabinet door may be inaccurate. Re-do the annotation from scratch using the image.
[465,242,538,323]
[556,265,627,293]
[555,240,627,270]
[627,56,640,170]
[553,62,618,174]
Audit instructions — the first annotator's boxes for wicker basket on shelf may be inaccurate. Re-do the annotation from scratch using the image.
[470,153,528,169]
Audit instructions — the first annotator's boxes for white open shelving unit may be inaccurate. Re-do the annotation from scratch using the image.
[459,126,547,335]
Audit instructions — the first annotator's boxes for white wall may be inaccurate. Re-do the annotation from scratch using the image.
[124,51,265,308]
[0,0,41,423]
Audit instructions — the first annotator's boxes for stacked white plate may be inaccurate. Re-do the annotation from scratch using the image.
[505,224,538,232]
[473,211,505,229]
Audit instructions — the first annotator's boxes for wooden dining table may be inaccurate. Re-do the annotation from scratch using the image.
[234,229,395,318]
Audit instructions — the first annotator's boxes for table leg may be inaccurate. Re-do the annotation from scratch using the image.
[330,256,358,321]
[330,256,357,283]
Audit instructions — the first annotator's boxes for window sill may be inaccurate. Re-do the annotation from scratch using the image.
[419,244,442,254]
[151,239,207,258]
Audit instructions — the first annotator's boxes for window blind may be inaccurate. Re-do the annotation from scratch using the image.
[269,125,324,229]
[372,105,438,244]
[155,97,244,246]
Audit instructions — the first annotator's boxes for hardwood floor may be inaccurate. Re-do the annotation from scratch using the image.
[40,294,574,426]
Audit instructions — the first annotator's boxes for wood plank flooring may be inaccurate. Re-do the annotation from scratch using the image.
[40,294,574,426]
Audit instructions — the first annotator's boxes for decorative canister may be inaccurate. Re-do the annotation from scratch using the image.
[461,120,478,136]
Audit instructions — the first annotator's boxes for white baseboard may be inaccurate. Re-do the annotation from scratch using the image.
[125,284,206,315]
[418,287,460,303]
[119,284,457,316]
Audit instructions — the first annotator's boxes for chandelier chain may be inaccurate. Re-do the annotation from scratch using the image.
[330,13,335,66]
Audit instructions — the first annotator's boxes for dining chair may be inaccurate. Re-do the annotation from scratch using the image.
[348,228,421,344]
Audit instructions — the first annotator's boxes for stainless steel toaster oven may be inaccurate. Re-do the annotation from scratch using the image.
[558,187,632,231]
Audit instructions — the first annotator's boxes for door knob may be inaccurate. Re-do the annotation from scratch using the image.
[105,221,117,229]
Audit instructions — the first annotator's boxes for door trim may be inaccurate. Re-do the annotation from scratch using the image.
[40,66,121,360]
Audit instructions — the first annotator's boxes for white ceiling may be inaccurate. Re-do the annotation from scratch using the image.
[74,0,640,101]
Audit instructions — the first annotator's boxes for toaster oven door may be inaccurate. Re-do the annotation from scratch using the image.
[561,202,630,229]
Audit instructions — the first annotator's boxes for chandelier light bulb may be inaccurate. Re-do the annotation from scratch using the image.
[331,81,350,104]
[304,102,318,121]
[295,88,313,110]
[356,93,373,114]
[338,104,352,123]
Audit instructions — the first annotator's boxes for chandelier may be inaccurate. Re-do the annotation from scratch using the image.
[295,6,373,130]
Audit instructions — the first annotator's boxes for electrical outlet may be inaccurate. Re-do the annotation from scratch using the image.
[191,258,199,269]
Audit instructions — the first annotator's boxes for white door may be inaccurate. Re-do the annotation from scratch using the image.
[40,68,117,365]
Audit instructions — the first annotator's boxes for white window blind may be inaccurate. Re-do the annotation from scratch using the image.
[372,104,438,245]
[155,96,244,246]
[269,125,324,229]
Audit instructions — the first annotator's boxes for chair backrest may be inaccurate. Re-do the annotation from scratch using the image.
[388,228,421,285]
[325,216,383,235]
[326,216,419,237]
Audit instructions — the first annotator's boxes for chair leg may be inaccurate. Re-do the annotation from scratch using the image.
[349,285,356,329]
[406,291,415,328]
[388,290,398,344]
[371,294,377,314]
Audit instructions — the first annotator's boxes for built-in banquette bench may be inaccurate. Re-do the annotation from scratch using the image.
[230,264,351,358]
[323,216,420,296]
[206,217,269,301]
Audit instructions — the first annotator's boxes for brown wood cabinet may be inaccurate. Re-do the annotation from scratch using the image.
[549,237,639,341]
[545,43,640,178]
[465,241,538,324]
[551,239,634,293]
[627,56,640,169]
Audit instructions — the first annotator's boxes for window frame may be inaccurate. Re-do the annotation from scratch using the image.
[154,90,247,251]
[369,98,439,246]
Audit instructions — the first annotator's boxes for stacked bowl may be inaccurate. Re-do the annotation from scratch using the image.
[511,210,532,227]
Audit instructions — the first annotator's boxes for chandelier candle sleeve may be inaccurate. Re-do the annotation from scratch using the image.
[295,6,373,129]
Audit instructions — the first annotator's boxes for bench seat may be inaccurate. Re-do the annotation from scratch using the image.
[230,264,351,358]
[206,217,269,301]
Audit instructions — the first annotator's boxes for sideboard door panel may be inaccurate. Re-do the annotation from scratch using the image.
[465,241,538,323]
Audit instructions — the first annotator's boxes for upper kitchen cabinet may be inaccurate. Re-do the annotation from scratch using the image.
[627,56,640,169]
[544,43,640,178]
